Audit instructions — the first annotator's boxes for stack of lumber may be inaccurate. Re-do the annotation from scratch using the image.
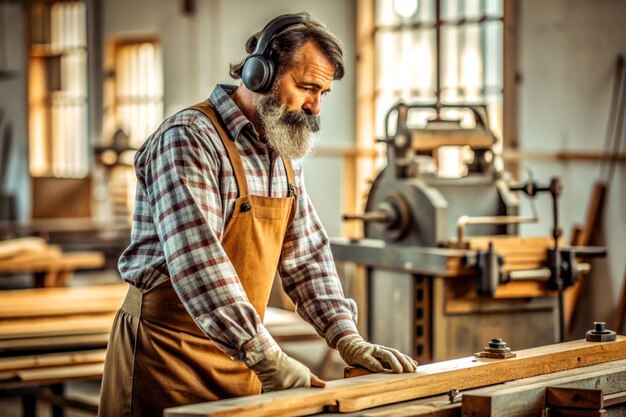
[0,287,323,385]
[0,237,106,287]
[0,284,127,385]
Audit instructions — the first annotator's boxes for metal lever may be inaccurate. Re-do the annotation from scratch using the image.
[342,211,391,223]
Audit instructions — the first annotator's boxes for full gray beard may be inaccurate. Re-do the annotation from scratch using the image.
[255,93,321,160]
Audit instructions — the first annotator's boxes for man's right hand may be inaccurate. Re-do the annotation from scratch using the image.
[251,350,326,392]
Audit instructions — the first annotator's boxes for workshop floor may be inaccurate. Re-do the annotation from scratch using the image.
[0,271,346,417]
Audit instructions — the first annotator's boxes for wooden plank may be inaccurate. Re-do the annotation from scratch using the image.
[165,338,626,417]
[0,284,127,318]
[493,281,555,299]
[604,391,626,407]
[0,349,106,373]
[466,236,555,254]
[335,361,626,417]
[461,359,626,417]
[0,237,47,259]
[0,250,105,274]
[546,387,604,409]
[361,403,459,417]
[0,312,116,339]
[0,333,109,353]
[10,363,104,384]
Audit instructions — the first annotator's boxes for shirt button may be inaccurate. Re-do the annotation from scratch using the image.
[240,202,252,212]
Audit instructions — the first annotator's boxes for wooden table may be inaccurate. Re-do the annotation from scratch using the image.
[0,245,105,287]
[0,284,126,416]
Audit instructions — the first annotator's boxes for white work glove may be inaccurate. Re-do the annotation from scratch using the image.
[251,350,326,392]
[336,334,418,373]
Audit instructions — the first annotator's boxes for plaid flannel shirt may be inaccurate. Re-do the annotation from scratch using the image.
[118,84,358,366]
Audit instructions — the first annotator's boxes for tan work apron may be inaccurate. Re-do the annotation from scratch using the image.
[98,102,296,417]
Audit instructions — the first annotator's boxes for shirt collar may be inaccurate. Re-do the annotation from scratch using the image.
[209,84,258,143]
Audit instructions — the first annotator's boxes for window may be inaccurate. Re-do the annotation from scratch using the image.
[100,38,163,222]
[374,0,504,145]
[28,0,89,178]
[104,39,163,149]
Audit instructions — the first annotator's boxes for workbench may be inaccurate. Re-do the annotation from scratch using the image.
[315,359,626,417]
[165,337,626,417]
[0,237,105,287]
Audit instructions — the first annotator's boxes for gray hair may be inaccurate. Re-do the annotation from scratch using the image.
[229,12,345,84]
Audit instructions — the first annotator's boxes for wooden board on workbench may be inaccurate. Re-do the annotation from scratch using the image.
[325,359,626,417]
[165,337,626,417]
[462,359,626,417]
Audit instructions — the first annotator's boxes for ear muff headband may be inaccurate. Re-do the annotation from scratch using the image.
[241,15,305,93]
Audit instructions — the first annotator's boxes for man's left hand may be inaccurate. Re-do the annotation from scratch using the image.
[336,334,418,373]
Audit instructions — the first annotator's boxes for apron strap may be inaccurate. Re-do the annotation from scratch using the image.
[282,157,297,197]
[188,102,249,197]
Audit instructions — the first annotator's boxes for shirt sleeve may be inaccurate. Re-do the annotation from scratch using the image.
[137,123,280,367]
[278,161,359,348]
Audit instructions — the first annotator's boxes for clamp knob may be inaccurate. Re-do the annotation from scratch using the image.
[585,321,617,342]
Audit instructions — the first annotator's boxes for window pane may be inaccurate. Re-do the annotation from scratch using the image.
[441,25,460,101]
[376,29,436,94]
[115,42,163,148]
[459,23,483,102]
[416,0,436,23]
[376,0,400,25]
[376,0,435,25]
[441,0,460,21]
[374,0,505,147]
[462,0,482,19]
[483,20,503,91]
[484,0,503,17]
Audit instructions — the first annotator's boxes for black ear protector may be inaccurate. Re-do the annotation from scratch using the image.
[241,15,305,93]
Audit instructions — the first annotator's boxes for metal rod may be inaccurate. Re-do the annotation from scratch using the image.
[342,211,391,223]
[508,263,590,282]
[456,215,538,243]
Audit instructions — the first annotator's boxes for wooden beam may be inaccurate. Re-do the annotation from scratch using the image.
[0,249,105,275]
[462,360,626,416]
[0,284,126,319]
[501,150,626,163]
[0,349,106,373]
[335,360,626,417]
[0,313,115,339]
[545,387,604,409]
[0,237,48,259]
[0,333,110,353]
[165,338,626,417]
[11,363,104,384]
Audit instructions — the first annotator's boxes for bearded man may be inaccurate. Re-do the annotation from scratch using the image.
[98,12,416,417]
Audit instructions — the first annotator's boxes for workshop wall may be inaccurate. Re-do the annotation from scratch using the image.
[103,0,356,237]
[517,0,626,335]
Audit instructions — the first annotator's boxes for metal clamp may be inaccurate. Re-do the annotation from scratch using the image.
[474,338,517,359]
[585,322,617,342]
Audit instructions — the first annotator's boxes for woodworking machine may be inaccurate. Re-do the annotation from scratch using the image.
[331,103,604,364]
